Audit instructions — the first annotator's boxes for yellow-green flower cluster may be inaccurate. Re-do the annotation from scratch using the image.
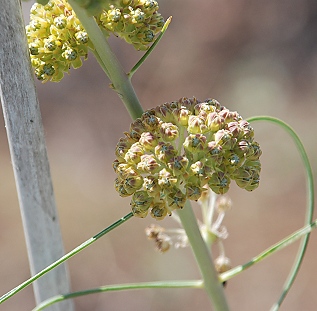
[26,0,164,82]
[113,97,262,220]
[26,1,92,82]
[99,0,164,50]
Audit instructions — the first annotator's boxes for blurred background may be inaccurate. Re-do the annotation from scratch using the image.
[1,0,317,310]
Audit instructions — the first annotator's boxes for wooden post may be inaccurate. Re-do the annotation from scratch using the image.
[0,1,73,310]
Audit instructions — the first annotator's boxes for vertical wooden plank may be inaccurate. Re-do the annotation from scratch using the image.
[0,1,73,310]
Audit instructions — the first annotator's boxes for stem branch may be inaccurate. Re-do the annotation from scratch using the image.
[32,280,203,311]
[0,213,133,305]
[247,116,314,310]
[220,219,317,282]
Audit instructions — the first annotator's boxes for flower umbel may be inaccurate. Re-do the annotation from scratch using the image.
[26,0,164,82]
[26,1,91,82]
[114,97,262,220]
[99,0,164,50]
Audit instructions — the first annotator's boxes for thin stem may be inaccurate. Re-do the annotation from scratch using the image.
[128,17,172,79]
[247,116,314,310]
[220,219,317,282]
[32,280,203,311]
[0,213,134,305]
[207,190,217,226]
[177,201,230,311]
[68,0,144,120]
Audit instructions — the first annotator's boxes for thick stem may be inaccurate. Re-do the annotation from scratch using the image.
[177,201,230,311]
[68,0,144,120]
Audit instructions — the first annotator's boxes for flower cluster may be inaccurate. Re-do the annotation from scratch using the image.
[26,1,92,82]
[26,0,164,82]
[99,0,164,50]
[113,97,262,220]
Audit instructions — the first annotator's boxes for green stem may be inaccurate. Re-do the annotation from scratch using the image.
[32,280,203,311]
[220,219,317,282]
[128,17,172,79]
[0,213,134,305]
[247,116,314,310]
[68,0,144,120]
[177,201,230,311]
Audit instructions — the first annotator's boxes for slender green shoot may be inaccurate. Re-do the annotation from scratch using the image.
[247,116,314,310]
[220,219,317,283]
[177,201,230,311]
[32,280,203,311]
[0,213,134,305]
[128,17,172,79]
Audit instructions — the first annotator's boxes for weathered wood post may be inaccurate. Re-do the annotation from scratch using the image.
[0,1,73,310]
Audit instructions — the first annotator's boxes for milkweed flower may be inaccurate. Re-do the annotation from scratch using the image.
[26,1,92,82]
[113,97,262,220]
[26,0,164,82]
[99,0,164,50]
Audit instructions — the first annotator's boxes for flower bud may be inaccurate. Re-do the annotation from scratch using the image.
[143,176,161,196]
[75,31,89,44]
[158,168,178,189]
[131,190,153,210]
[155,142,177,162]
[115,137,133,159]
[54,16,67,29]
[114,178,130,197]
[154,104,175,123]
[207,141,223,163]
[247,142,262,161]
[219,109,239,122]
[150,202,168,220]
[187,115,208,134]
[166,187,186,209]
[239,120,254,139]
[185,183,204,201]
[141,110,160,129]
[124,142,144,164]
[214,130,236,150]
[167,156,189,176]
[184,134,207,153]
[206,112,224,132]
[123,173,144,194]
[227,121,242,138]
[137,154,160,173]
[130,119,147,140]
[208,172,231,194]
[160,122,179,141]
[177,107,191,126]
[139,132,158,150]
